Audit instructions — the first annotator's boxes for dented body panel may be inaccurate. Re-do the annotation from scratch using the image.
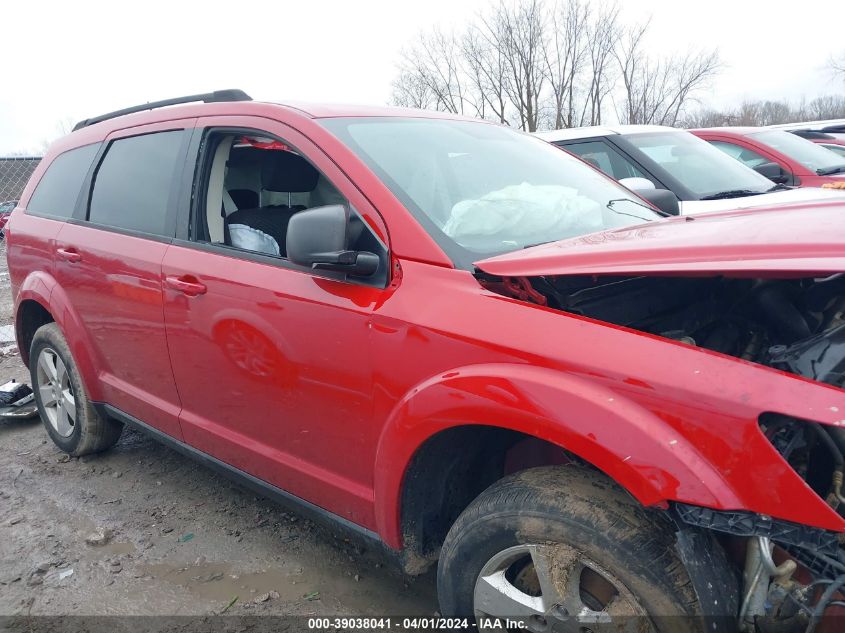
[475,204,845,278]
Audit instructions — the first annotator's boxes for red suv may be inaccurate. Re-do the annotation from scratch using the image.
[691,127,845,188]
[8,90,845,631]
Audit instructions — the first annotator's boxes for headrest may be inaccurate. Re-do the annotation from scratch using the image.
[228,189,259,210]
[261,151,319,193]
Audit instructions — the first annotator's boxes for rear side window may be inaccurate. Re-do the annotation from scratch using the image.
[89,130,185,236]
[27,144,99,218]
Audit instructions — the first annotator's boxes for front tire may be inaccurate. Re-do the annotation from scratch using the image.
[438,465,730,633]
[30,323,122,456]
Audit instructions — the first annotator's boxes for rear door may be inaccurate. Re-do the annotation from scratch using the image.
[53,121,194,439]
[9,144,101,303]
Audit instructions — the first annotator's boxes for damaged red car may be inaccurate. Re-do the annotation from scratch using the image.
[7,90,845,632]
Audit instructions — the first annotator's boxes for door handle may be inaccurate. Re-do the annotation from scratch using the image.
[56,247,81,263]
[165,275,207,297]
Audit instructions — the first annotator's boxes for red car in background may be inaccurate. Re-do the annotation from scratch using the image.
[0,200,16,238]
[691,127,845,187]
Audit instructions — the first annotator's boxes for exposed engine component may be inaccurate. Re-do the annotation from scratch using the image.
[493,272,845,388]
[740,536,797,631]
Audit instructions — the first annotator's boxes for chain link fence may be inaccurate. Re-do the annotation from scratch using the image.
[0,156,41,203]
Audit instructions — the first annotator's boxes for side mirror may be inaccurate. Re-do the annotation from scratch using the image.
[638,188,680,216]
[753,162,789,184]
[619,176,656,192]
[286,205,380,277]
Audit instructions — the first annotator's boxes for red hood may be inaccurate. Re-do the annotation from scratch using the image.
[474,203,845,278]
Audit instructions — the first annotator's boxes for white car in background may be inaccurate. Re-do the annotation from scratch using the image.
[766,119,845,159]
[535,125,845,214]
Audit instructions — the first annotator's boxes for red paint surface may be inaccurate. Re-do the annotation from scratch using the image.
[476,203,845,278]
[7,101,845,556]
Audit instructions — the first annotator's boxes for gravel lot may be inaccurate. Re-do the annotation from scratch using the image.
[0,240,437,622]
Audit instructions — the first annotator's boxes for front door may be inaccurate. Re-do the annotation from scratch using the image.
[161,119,389,528]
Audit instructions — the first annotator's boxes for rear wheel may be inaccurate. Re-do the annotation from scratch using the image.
[30,323,122,456]
[438,466,732,633]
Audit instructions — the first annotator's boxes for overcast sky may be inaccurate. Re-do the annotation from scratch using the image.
[1,0,842,154]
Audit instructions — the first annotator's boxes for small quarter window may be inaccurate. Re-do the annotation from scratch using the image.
[27,144,99,218]
[89,131,185,236]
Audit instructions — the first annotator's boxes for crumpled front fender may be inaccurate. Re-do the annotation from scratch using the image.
[373,362,735,548]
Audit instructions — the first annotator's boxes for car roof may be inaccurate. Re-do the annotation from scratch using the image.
[271,101,477,120]
[534,124,677,142]
[51,98,487,156]
[690,127,766,135]
[766,118,845,131]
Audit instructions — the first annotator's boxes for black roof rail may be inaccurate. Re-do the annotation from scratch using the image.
[791,129,836,140]
[72,89,252,131]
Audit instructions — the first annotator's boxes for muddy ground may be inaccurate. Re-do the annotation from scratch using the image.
[0,239,438,622]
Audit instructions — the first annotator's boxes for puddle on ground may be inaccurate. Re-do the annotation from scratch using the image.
[98,541,136,556]
[138,562,304,603]
[137,560,436,614]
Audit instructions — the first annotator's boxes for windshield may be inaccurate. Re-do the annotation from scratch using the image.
[749,130,845,174]
[320,117,660,265]
[823,144,845,159]
[623,131,774,198]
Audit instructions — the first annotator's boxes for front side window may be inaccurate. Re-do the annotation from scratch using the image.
[320,117,660,266]
[708,140,772,169]
[89,131,185,236]
[748,130,845,174]
[195,131,383,267]
[559,140,649,183]
[623,132,774,199]
[27,144,99,218]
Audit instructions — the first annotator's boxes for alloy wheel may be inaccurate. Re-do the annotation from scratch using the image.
[36,347,76,438]
[474,543,651,632]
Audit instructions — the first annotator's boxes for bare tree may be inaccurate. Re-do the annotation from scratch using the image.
[615,20,720,126]
[391,71,436,110]
[615,19,660,124]
[809,94,845,120]
[830,52,845,81]
[462,22,510,123]
[395,28,468,115]
[482,0,548,131]
[389,0,725,132]
[580,1,620,125]
[681,96,845,128]
[543,0,588,128]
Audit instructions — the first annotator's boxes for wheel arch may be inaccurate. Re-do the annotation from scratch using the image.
[15,274,103,401]
[374,363,738,568]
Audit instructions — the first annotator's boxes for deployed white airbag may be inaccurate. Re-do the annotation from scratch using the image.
[443,183,602,242]
[228,224,280,256]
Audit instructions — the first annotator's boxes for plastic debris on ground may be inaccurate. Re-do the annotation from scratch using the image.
[0,325,16,343]
[0,380,38,419]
